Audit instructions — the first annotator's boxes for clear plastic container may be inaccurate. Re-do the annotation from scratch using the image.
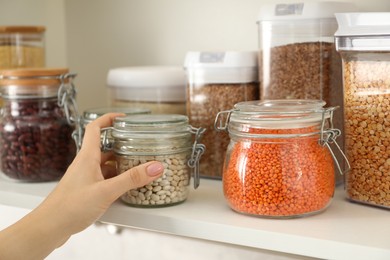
[0,68,77,182]
[184,51,259,179]
[101,114,205,207]
[335,12,390,209]
[215,100,346,218]
[0,26,45,69]
[107,66,186,114]
[256,1,357,184]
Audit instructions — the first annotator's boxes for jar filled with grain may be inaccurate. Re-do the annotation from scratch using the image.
[101,114,205,207]
[184,51,259,179]
[215,100,347,218]
[335,12,390,209]
[0,26,45,69]
[0,68,77,182]
[256,1,357,185]
[107,66,186,115]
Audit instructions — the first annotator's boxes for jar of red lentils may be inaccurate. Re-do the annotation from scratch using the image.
[215,100,345,218]
[0,68,78,182]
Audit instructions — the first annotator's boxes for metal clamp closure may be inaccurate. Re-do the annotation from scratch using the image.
[320,128,351,176]
[214,110,233,132]
[188,126,206,189]
[100,127,114,152]
[56,73,83,151]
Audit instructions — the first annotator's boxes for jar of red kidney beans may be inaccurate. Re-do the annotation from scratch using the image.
[0,68,78,182]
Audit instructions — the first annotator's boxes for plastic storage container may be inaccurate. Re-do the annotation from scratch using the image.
[215,100,346,218]
[107,66,186,114]
[256,1,357,184]
[0,68,77,182]
[184,51,259,179]
[335,12,390,209]
[0,26,45,69]
[101,114,205,207]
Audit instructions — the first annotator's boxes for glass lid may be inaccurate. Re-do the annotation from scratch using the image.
[230,99,331,127]
[83,107,150,121]
[113,114,190,133]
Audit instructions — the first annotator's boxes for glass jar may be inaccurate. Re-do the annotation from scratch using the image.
[184,51,259,179]
[107,66,186,114]
[77,106,151,150]
[0,68,77,182]
[0,26,45,69]
[256,1,357,185]
[102,114,205,207]
[335,13,390,209]
[215,100,346,218]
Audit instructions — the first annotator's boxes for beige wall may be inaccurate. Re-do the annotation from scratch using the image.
[1,1,390,259]
[1,0,389,112]
[0,0,67,67]
[63,0,390,112]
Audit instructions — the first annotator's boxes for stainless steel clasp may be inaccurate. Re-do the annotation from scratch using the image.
[214,110,233,132]
[188,126,206,189]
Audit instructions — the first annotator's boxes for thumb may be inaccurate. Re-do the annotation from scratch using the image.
[104,161,164,202]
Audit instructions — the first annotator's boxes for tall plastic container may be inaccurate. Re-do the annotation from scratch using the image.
[184,51,259,179]
[257,1,357,184]
[335,12,390,209]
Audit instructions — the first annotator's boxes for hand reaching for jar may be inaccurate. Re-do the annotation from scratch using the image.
[0,113,164,260]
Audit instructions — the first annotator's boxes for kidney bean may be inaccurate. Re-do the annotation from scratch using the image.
[0,98,76,182]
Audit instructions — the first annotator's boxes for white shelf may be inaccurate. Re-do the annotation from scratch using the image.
[0,176,389,260]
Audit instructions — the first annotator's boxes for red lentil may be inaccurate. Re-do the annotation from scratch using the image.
[223,126,335,218]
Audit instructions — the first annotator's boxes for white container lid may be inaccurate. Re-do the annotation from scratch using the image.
[335,13,390,36]
[107,66,186,102]
[257,1,357,21]
[183,51,258,84]
[335,13,390,51]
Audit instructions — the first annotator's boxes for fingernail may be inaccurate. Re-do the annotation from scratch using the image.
[146,162,164,177]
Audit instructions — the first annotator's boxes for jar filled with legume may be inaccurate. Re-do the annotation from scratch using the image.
[335,13,390,209]
[215,100,348,218]
[0,68,78,182]
[101,114,205,207]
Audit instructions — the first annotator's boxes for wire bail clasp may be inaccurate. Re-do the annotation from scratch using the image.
[100,127,114,152]
[56,73,83,151]
[188,126,206,189]
[214,110,233,132]
[318,107,350,176]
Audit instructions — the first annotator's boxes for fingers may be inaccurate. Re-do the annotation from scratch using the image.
[103,161,164,202]
[79,113,124,157]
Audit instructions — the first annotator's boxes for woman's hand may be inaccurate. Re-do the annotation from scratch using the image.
[0,113,164,260]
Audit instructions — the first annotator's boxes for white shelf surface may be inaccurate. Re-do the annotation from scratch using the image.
[0,176,389,260]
